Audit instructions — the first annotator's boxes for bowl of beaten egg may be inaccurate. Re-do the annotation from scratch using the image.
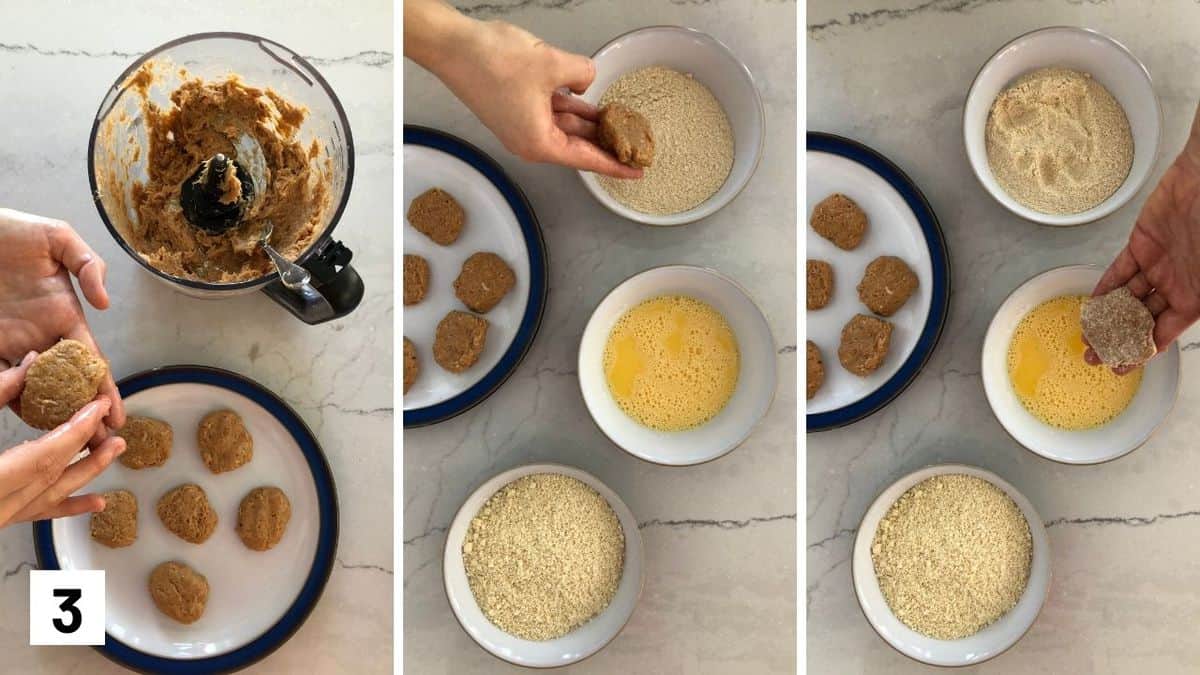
[579,265,776,465]
[982,265,1179,464]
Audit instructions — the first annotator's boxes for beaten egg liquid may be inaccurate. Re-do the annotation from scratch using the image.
[1007,295,1142,430]
[603,295,739,431]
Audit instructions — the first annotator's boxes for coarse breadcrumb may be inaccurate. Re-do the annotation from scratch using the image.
[871,474,1032,640]
[463,473,625,641]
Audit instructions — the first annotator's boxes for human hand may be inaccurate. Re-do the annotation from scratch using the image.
[0,356,125,526]
[1086,105,1200,374]
[0,208,124,428]
[406,2,641,179]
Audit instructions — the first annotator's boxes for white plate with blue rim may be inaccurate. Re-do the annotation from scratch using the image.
[402,126,549,427]
[33,365,338,674]
[806,132,951,432]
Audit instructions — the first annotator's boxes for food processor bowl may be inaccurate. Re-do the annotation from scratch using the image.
[88,32,363,324]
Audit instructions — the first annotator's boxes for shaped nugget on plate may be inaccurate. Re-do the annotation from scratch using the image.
[839,314,893,376]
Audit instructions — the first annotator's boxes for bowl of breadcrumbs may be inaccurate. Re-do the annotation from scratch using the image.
[852,464,1051,667]
[443,463,644,668]
[964,26,1161,226]
[578,26,765,226]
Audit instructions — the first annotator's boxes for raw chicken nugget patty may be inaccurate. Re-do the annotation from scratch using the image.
[811,193,868,250]
[197,410,253,473]
[433,311,489,373]
[149,561,209,624]
[454,252,515,313]
[157,484,218,544]
[18,339,108,430]
[1082,286,1157,368]
[117,415,172,469]
[237,486,292,551]
[404,254,430,305]
[807,340,825,400]
[807,260,833,309]
[858,256,918,317]
[403,337,419,394]
[839,314,893,376]
[408,187,464,245]
[91,489,137,548]
[598,102,655,168]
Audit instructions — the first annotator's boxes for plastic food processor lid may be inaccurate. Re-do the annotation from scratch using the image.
[86,31,356,291]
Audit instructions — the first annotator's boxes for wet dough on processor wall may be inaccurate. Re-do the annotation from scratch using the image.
[96,62,333,283]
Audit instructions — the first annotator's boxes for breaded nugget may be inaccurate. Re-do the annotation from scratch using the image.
[807,260,834,310]
[858,256,918,317]
[839,314,893,376]
[91,489,137,548]
[807,341,825,399]
[408,188,465,245]
[404,337,419,394]
[811,193,868,250]
[598,103,655,168]
[433,311,488,373]
[117,416,172,469]
[454,252,515,313]
[149,561,209,624]
[157,484,218,544]
[1081,286,1156,368]
[404,254,430,305]
[18,339,108,430]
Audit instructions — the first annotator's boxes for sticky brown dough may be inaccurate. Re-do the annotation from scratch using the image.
[108,64,332,283]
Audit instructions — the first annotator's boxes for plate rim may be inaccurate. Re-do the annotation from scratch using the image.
[402,125,549,428]
[805,132,952,432]
[32,364,340,674]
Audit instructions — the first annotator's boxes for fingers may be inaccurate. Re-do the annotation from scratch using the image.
[1144,292,1168,317]
[1093,245,1139,296]
[11,436,125,524]
[1153,308,1194,355]
[25,494,107,523]
[64,323,124,429]
[0,399,111,523]
[551,91,600,121]
[0,352,37,407]
[1125,272,1153,299]
[45,221,109,310]
[545,133,645,179]
[554,112,599,140]
[550,49,595,94]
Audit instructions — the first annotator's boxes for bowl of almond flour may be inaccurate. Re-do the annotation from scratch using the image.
[963,26,1161,226]
[442,463,644,667]
[579,26,765,225]
[852,464,1051,666]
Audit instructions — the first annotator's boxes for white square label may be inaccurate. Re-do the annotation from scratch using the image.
[29,570,105,646]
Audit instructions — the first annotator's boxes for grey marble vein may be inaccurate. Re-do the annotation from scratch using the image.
[0,42,393,67]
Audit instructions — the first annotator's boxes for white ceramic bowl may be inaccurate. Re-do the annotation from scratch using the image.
[443,463,644,668]
[853,463,1051,667]
[578,26,765,225]
[982,265,1180,464]
[964,26,1161,226]
[579,265,776,465]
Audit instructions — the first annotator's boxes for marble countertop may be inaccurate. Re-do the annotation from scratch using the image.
[0,2,393,673]
[808,1,1200,672]
[403,1,796,672]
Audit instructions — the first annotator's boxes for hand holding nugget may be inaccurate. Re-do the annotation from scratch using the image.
[0,366,125,527]
[1087,103,1200,373]
[403,0,641,178]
